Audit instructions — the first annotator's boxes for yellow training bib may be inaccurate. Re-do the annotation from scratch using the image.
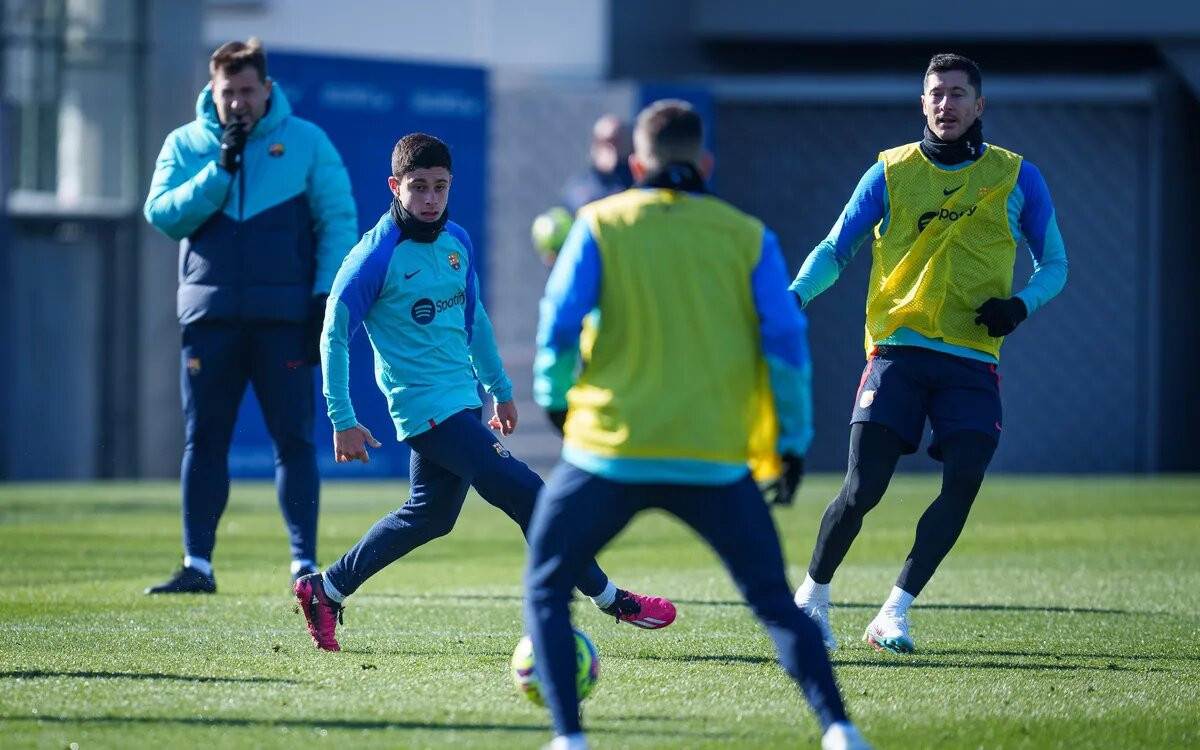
[869,143,1022,359]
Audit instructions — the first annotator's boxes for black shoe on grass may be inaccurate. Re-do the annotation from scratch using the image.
[145,566,216,594]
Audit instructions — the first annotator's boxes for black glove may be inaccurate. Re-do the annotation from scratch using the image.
[974,296,1027,338]
[304,294,328,366]
[546,409,567,435]
[219,121,248,174]
[766,453,805,506]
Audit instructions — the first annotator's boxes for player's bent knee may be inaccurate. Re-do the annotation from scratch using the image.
[842,476,888,514]
[423,518,458,540]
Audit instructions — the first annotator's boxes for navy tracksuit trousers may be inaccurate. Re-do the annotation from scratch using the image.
[325,409,609,598]
[524,463,848,736]
[180,321,318,563]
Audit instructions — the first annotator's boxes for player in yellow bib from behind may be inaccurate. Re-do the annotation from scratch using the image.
[790,54,1068,655]
[524,100,870,750]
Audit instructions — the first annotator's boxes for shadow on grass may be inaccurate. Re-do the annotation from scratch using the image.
[832,656,1133,672]
[349,593,1148,622]
[928,648,1198,663]
[2,714,724,739]
[835,601,1135,615]
[631,651,1133,672]
[1,670,296,684]
[1,714,542,733]
[661,599,1136,615]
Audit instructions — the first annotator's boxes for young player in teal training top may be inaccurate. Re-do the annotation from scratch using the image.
[293,133,675,651]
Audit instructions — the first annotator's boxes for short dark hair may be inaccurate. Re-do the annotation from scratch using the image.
[633,99,704,169]
[925,53,982,96]
[392,133,452,177]
[210,38,267,82]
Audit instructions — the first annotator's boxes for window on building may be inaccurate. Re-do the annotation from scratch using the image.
[3,0,143,213]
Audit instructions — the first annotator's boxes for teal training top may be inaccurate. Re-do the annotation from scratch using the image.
[322,209,512,441]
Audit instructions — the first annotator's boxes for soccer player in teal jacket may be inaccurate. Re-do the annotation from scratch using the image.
[293,133,676,652]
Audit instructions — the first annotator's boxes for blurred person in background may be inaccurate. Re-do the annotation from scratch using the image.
[790,53,1068,654]
[530,114,634,266]
[561,114,634,216]
[525,100,867,750]
[291,133,675,653]
[143,38,357,593]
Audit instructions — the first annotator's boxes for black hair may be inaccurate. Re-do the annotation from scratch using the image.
[391,133,452,177]
[925,53,983,95]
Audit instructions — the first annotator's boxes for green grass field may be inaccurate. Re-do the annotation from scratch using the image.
[2,475,1198,749]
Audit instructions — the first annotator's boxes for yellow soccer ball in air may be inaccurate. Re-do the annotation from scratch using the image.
[530,206,573,259]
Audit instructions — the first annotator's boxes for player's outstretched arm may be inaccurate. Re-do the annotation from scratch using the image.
[1011,161,1068,316]
[789,160,887,306]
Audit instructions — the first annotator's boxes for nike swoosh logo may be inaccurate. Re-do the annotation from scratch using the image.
[943,185,964,196]
[404,270,421,280]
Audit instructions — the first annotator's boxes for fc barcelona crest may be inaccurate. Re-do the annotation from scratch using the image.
[492,442,511,459]
[448,252,461,271]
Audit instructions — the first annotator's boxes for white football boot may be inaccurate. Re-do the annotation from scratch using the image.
[795,593,839,652]
[863,610,915,654]
[822,721,873,750]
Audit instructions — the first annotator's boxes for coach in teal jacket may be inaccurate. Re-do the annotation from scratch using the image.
[142,38,357,595]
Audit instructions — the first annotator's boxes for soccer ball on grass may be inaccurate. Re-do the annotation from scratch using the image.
[510,629,599,706]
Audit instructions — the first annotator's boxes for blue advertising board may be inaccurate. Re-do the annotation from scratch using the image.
[228,51,488,479]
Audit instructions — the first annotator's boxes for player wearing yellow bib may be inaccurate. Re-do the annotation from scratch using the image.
[790,54,1068,655]
[525,100,869,750]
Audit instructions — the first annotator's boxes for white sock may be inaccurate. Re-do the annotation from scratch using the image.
[589,581,618,610]
[183,556,212,577]
[880,586,915,617]
[822,721,861,747]
[548,733,589,750]
[290,559,315,575]
[320,573,346,603]
[795,573,830,604]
